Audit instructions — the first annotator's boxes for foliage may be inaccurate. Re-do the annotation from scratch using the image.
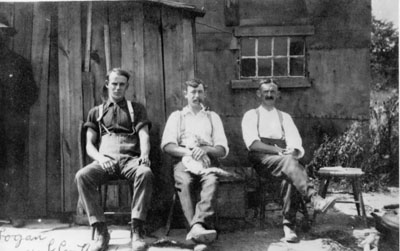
[370,16,399,89]
[307,90,398,191]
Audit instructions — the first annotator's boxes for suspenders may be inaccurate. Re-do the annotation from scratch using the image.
[96,100,135,135]
[178,110,214,145]
[255,107,285,140]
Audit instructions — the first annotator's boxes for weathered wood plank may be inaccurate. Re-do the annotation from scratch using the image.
[91,2,107,104]
[182,17,195,88]
[13,3,33,59]
[28,2,51,216]
[108,3,121,69]
[131,3,146,105]
[143,5,165,125]
[234,25,315,37]
[143,4,165,174]
[58,2,83,212]
[0,2,14,49]
[46,7,61,215]
[120,2,136,101]
[224,0,239,26]
[104,24,111,72]
[82,1,95,119]
[161,7,183,117]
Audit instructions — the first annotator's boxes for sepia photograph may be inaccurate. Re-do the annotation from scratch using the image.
[0,0,398,250]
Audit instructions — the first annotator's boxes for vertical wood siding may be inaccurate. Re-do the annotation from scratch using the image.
[1,2,197,216]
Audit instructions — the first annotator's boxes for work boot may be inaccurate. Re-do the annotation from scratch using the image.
[311,195,336,214]
[283,224,299,243]
[90,222,110,251]
[186,223,217,244]
[131,219,147,251]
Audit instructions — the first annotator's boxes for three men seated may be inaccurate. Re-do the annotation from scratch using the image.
[76,71,335,250]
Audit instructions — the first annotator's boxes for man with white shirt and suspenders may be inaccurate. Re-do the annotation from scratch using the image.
[76,68,153,251]
[241,79,336,243]
[161,79,229,246]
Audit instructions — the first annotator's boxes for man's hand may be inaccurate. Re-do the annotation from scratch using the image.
[200,154,211,168]
[139,155,151,167]
[98,156,117,175]
[282,148,301,158]
[191,146,207,161]
[274,144,285,155]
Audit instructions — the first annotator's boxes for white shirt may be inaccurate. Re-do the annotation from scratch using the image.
[161,106,229,158]
[241,106,305,158]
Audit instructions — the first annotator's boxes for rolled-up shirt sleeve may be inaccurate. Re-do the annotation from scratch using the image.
[241,109,260,150]
[84,106,100,134]
[161,111,180,151]
[283,113,305,158]
[210,112,229,158]
[133,102,152,132]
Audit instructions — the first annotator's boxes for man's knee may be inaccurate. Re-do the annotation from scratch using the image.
[75,168,87,184]
[136,166,153,181]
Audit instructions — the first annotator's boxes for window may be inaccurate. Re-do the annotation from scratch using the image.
[240,36,306,78]
[231,25,314,89]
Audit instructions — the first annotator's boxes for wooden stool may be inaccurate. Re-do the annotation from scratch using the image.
[314,167,367,226]
[92,180,134,240]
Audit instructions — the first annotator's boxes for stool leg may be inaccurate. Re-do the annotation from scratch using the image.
[259,184,266,229]
[103,185,108,211]
[92,226,95,240]
[351,179,361,216]
[313,177,330,223]
[356,179,368,227]
[165,192,177,236]
[320,177,330,198]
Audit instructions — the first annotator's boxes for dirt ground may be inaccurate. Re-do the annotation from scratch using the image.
[0,187,398,251]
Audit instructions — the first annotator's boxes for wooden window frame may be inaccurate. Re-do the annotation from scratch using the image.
[231,25,314,89]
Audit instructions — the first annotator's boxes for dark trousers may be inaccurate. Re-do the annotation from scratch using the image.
[173,161,218,229]
[249,152,316,226]
[76,159,153,225]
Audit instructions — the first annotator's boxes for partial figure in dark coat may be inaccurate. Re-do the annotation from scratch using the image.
[0,14,38,222]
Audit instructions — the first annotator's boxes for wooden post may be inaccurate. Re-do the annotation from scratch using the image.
[28,1,51,217]
[58,2,83,213]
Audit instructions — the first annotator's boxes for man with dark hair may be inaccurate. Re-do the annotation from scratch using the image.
[161,78,229,245]
[0,14,38,223]
[241,79,336,243]
[76,68,153,251]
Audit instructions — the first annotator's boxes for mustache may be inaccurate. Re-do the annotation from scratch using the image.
[265,97,275,100]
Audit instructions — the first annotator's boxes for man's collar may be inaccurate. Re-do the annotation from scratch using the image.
[259,105,276,113]
[105,98,127,108]
[182,104,207,115]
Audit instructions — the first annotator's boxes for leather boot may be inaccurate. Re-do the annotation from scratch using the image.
[90,222,110,251]
[131,219,147,251]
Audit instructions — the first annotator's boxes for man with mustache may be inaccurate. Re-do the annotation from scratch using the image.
[161,79,229,246]
[241,79,336,243]
[76,68,153,251]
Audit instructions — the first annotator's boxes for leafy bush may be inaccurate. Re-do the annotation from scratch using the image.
[307,90,398,191]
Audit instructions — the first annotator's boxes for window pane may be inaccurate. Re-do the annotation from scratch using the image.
[290,58,304,76]
[290,37,304,55]
[258,37,272,56]
[241,38,255,56]
[259,59,272,76]
[273,58,287,76]
[274,37,287,56]
[241,58,256,77]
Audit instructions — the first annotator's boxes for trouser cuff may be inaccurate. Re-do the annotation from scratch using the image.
[89,215,106,226]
